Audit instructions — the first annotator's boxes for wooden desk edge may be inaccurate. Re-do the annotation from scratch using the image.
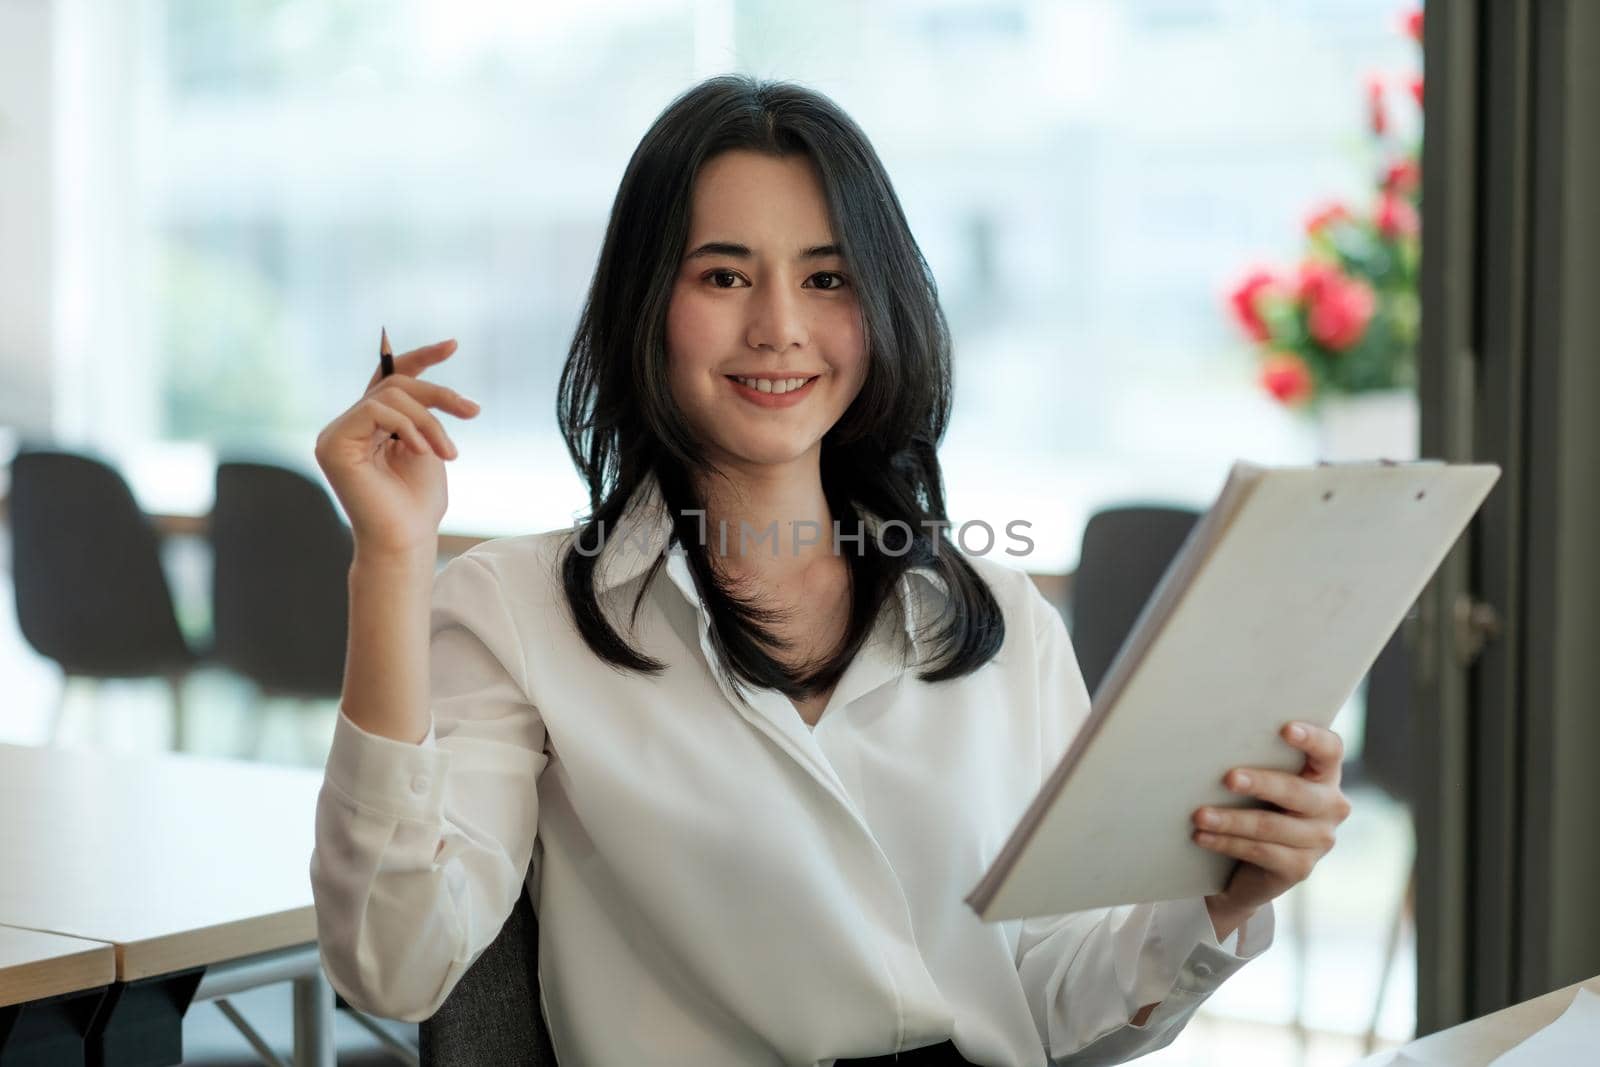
[0,926,117,1007]
[117,906,317,982]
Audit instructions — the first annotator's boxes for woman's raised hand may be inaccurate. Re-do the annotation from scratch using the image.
[314,338,480,560]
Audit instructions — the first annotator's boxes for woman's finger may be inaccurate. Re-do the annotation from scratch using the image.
[1193,805,1337,852]
[363,370,480,417]
[359,398,431,456]
[373,385,458,459]
[364,338,459,391]
[1281,722,1345,782]
[1193,830,1316,884]
[1224,767,1333,817]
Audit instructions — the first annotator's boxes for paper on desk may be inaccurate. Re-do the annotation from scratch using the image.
[1486,987,1600,1066]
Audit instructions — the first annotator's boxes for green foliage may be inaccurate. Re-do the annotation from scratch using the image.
[156,241,301,447]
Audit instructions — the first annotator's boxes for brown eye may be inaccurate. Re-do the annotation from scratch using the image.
[810,271,849,291]
[708,270,742,288]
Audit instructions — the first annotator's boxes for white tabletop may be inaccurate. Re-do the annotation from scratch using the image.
[0,742,324,980]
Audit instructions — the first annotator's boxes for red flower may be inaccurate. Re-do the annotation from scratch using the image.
[1367,75,1388,136]
[1377,192,1421,238]
[1228,269,1282,343]
[1404,9,1424,43]
[1298,262,1376,351]
[1296,261,1338,301]
[1305,201,1353,237]
[1383,158,1420,196]
[1409,77,1424,109]
[1261,352,1314,406]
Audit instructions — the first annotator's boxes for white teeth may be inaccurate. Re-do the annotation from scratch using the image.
[736,376,812,395]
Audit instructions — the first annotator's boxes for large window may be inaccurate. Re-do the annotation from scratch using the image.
[20,7,1425,1057]
[61,0,1418,573]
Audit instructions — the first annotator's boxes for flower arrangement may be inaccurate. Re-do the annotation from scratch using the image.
[1227,7,1424,410]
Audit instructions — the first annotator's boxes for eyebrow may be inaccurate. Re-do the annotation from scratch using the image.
[684,241,843,261]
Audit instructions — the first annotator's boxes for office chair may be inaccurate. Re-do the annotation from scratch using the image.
[1068,505,1201,695]
[1069,503,1328,1043]
[8,446,206,748]
[210,460,353,759]
[419,879,558,1066]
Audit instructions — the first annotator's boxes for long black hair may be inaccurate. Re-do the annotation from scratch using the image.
[556,73,1004,702]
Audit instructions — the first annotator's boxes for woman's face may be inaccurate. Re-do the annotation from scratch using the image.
[665,149,869,474]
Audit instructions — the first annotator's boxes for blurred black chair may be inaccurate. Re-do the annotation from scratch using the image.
[1069,505,1202,696]
[1069,502,1418,1054]
[210,461,353,758]
[8,447,206,748]
[419,879,557,1066]
[1348,626,1414,807]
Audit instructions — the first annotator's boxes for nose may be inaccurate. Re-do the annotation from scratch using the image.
[745,277,808,354]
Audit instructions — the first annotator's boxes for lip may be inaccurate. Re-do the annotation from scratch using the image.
[725,374,820,408]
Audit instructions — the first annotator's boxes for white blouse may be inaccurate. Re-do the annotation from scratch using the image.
[309,473,1272,1066]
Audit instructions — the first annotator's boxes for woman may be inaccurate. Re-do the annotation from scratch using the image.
[310,75,1350,1066]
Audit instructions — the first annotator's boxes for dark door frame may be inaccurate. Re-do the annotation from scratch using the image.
[1415,0,1600,1034]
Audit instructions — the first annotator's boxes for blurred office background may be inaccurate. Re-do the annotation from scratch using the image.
[7,1,1597,1065]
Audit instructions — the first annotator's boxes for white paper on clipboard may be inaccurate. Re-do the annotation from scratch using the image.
[965,459,1501,922]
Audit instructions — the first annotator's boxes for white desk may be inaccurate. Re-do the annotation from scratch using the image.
[0,925,115,1006]
[0,742,332,1065]
[1352,974,1600,1065]
[0,926,118,1066]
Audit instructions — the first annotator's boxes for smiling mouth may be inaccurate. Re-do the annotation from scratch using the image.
[724,374,821,396]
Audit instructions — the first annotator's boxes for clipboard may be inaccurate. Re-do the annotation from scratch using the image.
[964,459,1501,922]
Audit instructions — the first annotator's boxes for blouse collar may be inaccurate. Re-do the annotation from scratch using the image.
[587,471,951,662]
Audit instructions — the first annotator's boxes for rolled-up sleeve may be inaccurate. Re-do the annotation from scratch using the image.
[309,552,547,1022]
[1016,582,1275,1063]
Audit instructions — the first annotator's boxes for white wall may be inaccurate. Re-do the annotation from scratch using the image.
[0,0,156,454]
[0,0,56,437]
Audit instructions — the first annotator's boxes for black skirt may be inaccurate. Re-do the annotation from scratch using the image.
[832,1038,979,1065]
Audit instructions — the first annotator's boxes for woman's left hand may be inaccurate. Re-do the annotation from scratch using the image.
[1192,721,1352,935]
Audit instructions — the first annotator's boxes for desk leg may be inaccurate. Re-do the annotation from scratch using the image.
[0,986,109,1067]
[291,968,335,1067]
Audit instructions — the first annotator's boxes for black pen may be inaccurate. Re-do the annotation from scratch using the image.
[379,327,399,440]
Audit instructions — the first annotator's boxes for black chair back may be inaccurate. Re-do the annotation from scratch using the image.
[1350,626,1413,806]
[9,447,198,678]
[419,887,558,1066]
[1071,505,1202,698]
[211,461,353,698]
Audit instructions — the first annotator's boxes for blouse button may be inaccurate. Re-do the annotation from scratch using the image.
[410,773,431,795]
[1194,962,1215,979]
